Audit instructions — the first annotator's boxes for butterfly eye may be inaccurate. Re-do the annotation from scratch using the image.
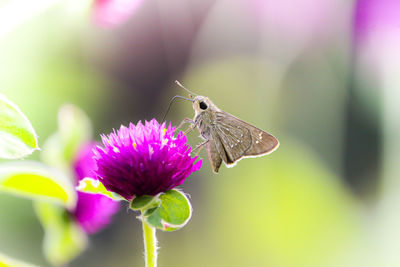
[199,101,208,110]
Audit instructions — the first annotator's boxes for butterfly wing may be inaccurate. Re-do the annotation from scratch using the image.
[214,111,279,165]
[206,139,223,173]
[243,126,279,157]
[213,114,252,164]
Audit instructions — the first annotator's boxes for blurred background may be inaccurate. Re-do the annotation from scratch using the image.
[0,0,399,266]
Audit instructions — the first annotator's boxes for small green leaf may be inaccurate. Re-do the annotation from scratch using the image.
[0,161,77,209]
[76,177,124,201]
[57,104,92,163]
[0,93,39,159]
[0,252,38,267]
[142,207,158,217]
[158,190,192,226]
[145,209,163,229]
[130,195,158,210]
[145,190,192,231]
[34,202,87,266]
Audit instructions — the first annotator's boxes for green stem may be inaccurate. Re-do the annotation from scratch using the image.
[142,217,157,267]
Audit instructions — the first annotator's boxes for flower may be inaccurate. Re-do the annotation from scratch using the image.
[93,119,202,200]
[72,142,119,234]
[354,0,400,42]
[92,0,145,28]
[354,0,400,60]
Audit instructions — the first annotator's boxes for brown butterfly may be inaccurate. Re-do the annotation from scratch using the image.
[169,81,279,173]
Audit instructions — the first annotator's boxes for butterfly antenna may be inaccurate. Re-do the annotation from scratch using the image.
[175,80,198,97]
[161,95,194,122]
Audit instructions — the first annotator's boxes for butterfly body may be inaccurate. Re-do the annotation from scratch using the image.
[189,95,279,173]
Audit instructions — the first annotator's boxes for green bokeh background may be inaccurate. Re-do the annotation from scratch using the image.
[0,0,395,266]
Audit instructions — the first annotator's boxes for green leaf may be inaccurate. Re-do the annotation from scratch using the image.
[34,202,87,266]
[142,206,158,217]
[76,177,124,201]
[41,104,93,170]
[0,161,77,209]
[0,93,39,159]
[145,190,192,232]
[130,195,158,210]
[57,104,92,163]
[0,252,38,267]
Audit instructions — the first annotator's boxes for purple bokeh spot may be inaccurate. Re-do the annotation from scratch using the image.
[354,0,400,43]
[93,0,145,28]
[73,142,119,234]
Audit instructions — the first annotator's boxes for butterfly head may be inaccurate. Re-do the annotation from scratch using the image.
[173,81,218,116]
[192,96,217,116]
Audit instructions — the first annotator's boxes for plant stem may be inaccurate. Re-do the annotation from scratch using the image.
[142,217,157,267]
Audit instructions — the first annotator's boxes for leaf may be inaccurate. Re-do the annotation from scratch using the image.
[0,161,77,209]
[0,93,39,159]
[76,177,124,201]
[34,202,87,266]
[57,104,92,163]
[41,104,93,170]
[130,195,158,210]
[0,252,38,267]
[142,206,158,217]
[145,190,192,232]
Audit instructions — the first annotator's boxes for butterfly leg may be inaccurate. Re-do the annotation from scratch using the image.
[177,118,195,130]
[192,140,209,156]
[177,118,199,136]
[183,124,197,136]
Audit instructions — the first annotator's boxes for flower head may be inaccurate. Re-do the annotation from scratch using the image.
[93,119,202,200]
[72,142,119,234]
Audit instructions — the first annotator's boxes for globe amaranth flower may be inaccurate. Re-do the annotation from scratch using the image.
[93,119,202,200]
[72,142,119,234]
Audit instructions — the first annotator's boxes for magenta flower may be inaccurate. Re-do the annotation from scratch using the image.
[93,119,202,200]
[354,0,400,68]
[72,142,119,234]
[354,0,400,54]
[354,0,400,41]
[93,0,145,28]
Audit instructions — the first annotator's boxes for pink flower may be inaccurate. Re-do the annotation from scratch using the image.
[93,120,202,200]
[354,0,400,42]
[93,0,145,28]
[354,0,400,67]
[72,142,120,234]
